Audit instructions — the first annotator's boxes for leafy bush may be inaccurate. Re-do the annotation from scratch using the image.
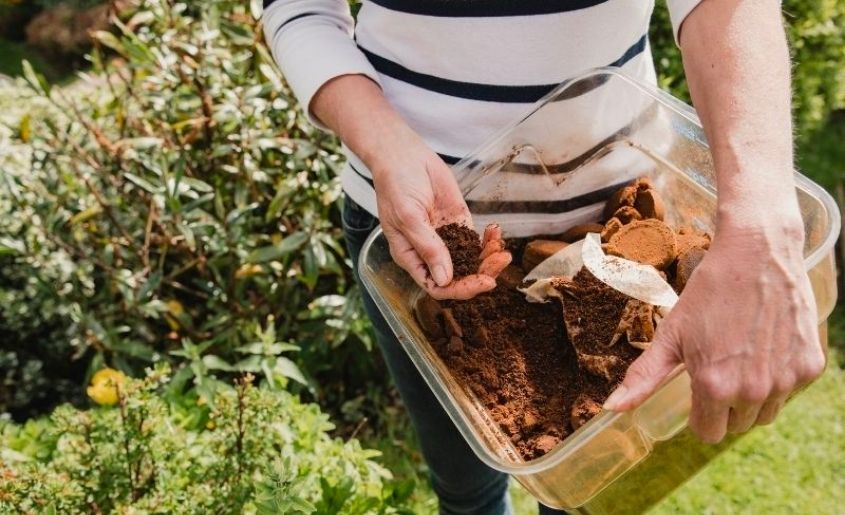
[650,0,845,141]
[0,366,412,514]
[0,0,383,418]
[0,80,89,418]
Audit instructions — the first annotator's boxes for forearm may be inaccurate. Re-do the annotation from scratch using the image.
[262,1,383,131]
[311,75,421,178]
[679,0,802,237]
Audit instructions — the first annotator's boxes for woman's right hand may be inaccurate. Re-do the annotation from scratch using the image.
[369,124,511,299]
[311,74,510,299]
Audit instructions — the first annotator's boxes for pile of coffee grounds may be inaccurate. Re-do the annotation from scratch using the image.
[558,268,642,383]
[418,261,645,460]
[437,223,482,278]
[415,178,711,461]
[429,285,621,460]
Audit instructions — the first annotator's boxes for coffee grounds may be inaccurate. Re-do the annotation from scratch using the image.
[419,180,707,462]
[606,219,678,270]
[427,269,638,461]
[437,223,482,278]
[558,268,642,382]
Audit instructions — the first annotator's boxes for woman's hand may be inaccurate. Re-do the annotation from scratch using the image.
[604,221,825,442]
[310,74,510,299]
[370,124,511,299]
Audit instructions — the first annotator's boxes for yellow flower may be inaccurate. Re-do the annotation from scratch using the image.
[235,263,263,279]
[86,368,126,406]
[165,299,184,330]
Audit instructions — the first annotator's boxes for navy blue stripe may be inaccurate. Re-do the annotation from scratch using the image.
[367,0,611,17]
[359,34,647,103]
[350,164,375,186]
[351,155,459,180]
[441,101,659,173]
[350,163,629,215]
[273,12,320,40]
[438,154,461,165]
[466,182,628,215]
[263,0,277,7]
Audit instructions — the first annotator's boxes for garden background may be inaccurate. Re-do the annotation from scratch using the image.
[0,1,842,513]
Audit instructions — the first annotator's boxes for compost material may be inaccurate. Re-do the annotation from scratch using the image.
[420,178,711,461]
[437,223,482,278]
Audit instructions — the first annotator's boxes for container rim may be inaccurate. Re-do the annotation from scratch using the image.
[452,67,841,272]
[356,67,841,476]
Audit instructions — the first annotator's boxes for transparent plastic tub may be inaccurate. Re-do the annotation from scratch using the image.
[358,68,841,513]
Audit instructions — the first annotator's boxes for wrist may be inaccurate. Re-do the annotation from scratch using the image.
[715,206,804,258]
[714,165,803,240]
[311,75,418,174]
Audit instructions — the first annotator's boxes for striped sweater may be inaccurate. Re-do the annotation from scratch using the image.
[263,0,701,220]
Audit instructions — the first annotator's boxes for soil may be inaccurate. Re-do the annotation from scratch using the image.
[414,178,712,462]
[437,223,482,278]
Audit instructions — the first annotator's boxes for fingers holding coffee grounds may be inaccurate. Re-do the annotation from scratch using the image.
[427,223,513,301]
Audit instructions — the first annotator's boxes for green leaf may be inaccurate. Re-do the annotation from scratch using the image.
[247,232,308,263]
[124,137,163,149]
[69,205,102,225]
[91,30,126,56]
[225,202,259,224]
[220,20,255,46]
[301,246,318,289]
[181,177,214,193]
[265,184,292,222]
[202,355,234,371]
[21,60,50,96]
[259,63,283,91]
[137,271,162,302]
[250,0,264,20]
[124,173,162,194]
[237,342,299,355]
[275,357,308,386]
[233,355,262,372]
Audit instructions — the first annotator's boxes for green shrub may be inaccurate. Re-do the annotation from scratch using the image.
[0,0,381,418]
[0,366,412,514]
[650,0,845,141]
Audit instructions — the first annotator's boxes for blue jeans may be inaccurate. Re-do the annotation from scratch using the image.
[341,196,565,515]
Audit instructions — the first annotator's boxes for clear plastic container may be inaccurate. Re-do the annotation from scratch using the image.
[358,68,841,513]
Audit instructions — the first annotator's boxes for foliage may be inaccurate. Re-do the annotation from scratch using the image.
[651,0,845,141]
[0,0,381,418]
[0,366,412,514]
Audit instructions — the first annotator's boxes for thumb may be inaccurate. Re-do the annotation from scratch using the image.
[603,324,681,411]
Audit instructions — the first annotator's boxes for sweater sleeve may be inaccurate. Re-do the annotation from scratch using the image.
[664,0,705,45]
[262,0,382,129]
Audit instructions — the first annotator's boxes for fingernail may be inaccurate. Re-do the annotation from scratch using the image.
[603,385,628,411]
[432,265,449,287]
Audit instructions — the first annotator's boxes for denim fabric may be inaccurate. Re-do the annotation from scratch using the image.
[341,196,566,515]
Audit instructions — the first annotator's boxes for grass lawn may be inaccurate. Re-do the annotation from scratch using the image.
[652,307,845,514]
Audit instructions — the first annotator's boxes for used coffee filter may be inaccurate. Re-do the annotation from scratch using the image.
[520,233,678,309]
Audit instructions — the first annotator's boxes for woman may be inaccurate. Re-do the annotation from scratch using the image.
[263,1,825,513]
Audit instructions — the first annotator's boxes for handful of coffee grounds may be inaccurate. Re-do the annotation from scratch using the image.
[436,223,482,278]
